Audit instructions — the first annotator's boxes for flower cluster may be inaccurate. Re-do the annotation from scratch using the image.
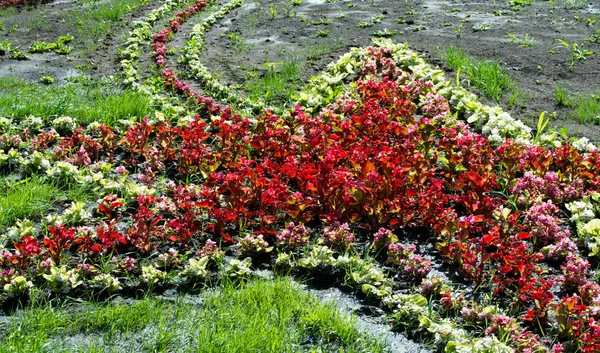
[319,223,355,251]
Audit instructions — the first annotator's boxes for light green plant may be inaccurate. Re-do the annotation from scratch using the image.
[586,29,600,44]
[268,4,278,19]
[316,29,330,37]
[472,23,490,32]
[312,18,332,25]
[283,1,296,17]
[533,111,550,144]
[40,75,55,85]
[552,39,594,70]
[373,28,397,37]
[505,32,536,46]
[579,219,600,256]
[442,46,513,101]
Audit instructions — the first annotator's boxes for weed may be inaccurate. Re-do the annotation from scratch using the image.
[8,48,26,60]
[40,75,55,85]
[223,32,252,52]
[510,0,533,5]
[243,57,301,106]
[533,111,551,144]
[454,23,463,38]
[505,32,536,47]
[508,84,520,107]
[443,46,513,101]
[573,93,600,124]
[585,29,600,44]
[65,0,148,55]
[0,41,11,55]
[551,39,594,70]
[555,83,573,107]
[283,1,296,18]
[553,84,600,124]
[312,18,332,25]
[373,28,397,37]
[472,23,490,32]
[316,29,330,37]
[268,4,278,20]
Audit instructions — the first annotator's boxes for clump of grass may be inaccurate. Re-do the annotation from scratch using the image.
[66,0,149,55]
[244,57,302,107]
[555,83,573,107]
[0,77,152,125]
[0,277,387,353]
[0,176,93,230]
[442,46,513,101]
[554,83,600,124]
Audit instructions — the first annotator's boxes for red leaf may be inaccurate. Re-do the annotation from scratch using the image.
[517,232,532,240]
[482,233,494,244]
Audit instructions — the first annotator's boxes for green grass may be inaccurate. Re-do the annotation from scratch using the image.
[554,83,573,107]
[66,0,150,54]
[0,77,152,125]
[0,277,387,353]
[554,84,600,124]
[0,176,94,230]
[442,46,514,102]
[244,57,302,107]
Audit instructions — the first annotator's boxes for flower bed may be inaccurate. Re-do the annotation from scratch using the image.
[3,0,600,352]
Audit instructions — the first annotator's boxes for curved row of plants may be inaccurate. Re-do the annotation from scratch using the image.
[2,0,600,352]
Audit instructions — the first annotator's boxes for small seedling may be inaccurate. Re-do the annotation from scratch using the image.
[472,23,490,32]
[268,4,278,20]
[30,41,57,53]
[54,46,72,55]
[454,23,463,38]
[552,39,594,70]
[586,29,600,44]
[312,18,332,25]
[9,48,26,60]
[412,25,426,31]
[40,75,55,85]
[533,111,550,144]
[555,83,573,107]
[316,29,330,37]
[0,41,11,55]
[373,28,397,37]
[283,2,296,18]
[505,32,536,47]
